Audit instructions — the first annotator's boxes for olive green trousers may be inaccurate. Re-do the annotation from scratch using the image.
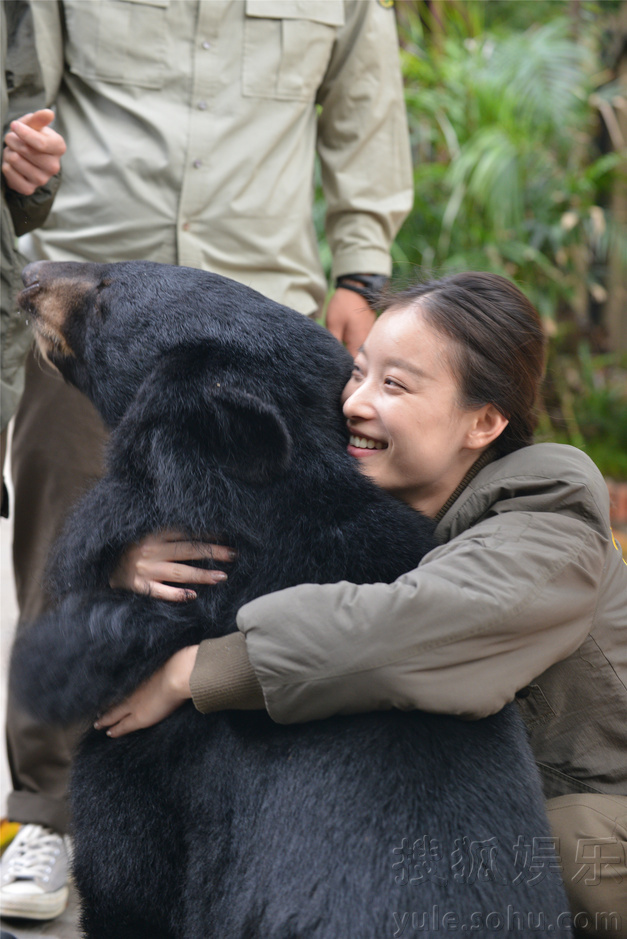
[6,351,107,833]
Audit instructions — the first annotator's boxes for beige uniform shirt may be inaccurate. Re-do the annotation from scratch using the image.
[27,0,412,314]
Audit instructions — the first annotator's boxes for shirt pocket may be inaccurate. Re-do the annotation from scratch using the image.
[242,0,343,101]
[63,0,169,90]
[515,682,557,728]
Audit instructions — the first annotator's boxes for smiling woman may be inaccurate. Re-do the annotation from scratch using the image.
[345,307,504,516]
[342,273,544,517]
[110,271,626,938]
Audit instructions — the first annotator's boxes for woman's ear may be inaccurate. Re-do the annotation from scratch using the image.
[464,404,509,451]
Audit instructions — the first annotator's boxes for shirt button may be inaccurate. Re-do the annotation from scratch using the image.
[182,222,190,231]
[201,40,211,50]
[198,100,207,110]
[192,159,202,169]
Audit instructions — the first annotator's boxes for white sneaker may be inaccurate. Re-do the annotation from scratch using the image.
[0,824,69,920]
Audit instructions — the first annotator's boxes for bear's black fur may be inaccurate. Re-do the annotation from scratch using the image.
[12,261,572,938]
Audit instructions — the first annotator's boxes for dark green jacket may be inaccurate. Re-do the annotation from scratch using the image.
[1,0,60,434]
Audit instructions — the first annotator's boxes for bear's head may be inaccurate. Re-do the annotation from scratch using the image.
[19,260,353,486]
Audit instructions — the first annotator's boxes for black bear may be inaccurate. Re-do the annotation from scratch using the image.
[12,260,572,938]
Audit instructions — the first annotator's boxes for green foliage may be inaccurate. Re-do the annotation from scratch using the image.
[394,1,627,478]
[396,8,624,319]
[314,0,626,476]
[541,344,627,478]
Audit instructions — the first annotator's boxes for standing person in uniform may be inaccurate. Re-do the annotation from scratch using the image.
[2,0,412,921]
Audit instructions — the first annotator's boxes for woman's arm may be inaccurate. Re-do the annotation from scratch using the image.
[95,645,199,737]
[92,495,606,736]
[236,508,609,723]
[95,633,265,737]
[98,536,258,736]
[105,448,615,729]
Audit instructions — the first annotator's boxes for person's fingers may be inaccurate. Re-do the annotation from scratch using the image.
[3,136,62,181]
[109,533,236,595]
[4,130,33,155]
[95,703,129,729]
[147,562,228,585]
[21,109,55,132]
[4,130,63,173]
[8,119,66,156]
[160,529,191,541]
[151,536,236,563]
[135,531,237,561]
[104,715,138,737]
[138,580,198,603]
[1,159,37,195]
[2,149,52,191]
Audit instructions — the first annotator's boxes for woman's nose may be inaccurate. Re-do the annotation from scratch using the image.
[342,382,376,422]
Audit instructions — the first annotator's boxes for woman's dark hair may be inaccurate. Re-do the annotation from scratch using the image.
[385,272,546,456]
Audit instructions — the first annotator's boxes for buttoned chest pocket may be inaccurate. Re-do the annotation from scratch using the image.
[63,0,169,89]
[242,0,343,101]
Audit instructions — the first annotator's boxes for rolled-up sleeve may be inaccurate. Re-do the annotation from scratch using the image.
[237,511,607,724]
[316,0,413,280]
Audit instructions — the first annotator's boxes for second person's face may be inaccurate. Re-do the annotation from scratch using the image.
[342,305,488,517]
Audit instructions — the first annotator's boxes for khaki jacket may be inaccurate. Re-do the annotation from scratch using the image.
[236,444,627,797]
[25,0,412,315]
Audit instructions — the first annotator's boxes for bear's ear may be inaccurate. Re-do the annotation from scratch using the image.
[200,384,293,484]
[116,362,293,486]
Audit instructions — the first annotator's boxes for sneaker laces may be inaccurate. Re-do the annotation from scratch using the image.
[3,826,64,882]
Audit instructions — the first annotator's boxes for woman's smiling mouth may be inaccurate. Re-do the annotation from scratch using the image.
[348,434,387,456]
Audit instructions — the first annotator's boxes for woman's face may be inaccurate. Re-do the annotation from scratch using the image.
[342,305,491,516]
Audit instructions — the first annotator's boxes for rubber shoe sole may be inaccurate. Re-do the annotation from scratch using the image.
[0,882,69,920]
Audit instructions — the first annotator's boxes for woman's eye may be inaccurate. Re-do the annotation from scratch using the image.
[384,377,403,389]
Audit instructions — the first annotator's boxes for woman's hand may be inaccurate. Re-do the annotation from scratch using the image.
[94,645,199,737]
[109,530,236,601]
[2,109,66,195]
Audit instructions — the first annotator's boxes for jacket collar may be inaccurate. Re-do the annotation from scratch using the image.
[434,442,610,544]
[433,447,496,524]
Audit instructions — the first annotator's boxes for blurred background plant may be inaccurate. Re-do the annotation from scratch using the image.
[316,0,627,482]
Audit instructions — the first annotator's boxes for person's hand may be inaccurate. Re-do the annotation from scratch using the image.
[2,109,66,196]
[109,530,236,602]
[94,645,199,737]
[325,287,376,359]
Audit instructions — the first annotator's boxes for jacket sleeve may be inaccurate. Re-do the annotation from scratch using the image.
[316,0,413,280]
[236,509,608,723]
[5,173,61,237]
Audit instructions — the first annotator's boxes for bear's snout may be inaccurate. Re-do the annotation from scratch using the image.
[19,260,100,314]
[17,260,101,363]
[21,260,44,288]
